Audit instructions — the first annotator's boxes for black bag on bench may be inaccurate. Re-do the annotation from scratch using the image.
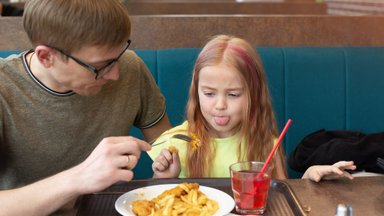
[288,129,384,174]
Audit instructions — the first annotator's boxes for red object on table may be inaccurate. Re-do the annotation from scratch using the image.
[242,119,292,207]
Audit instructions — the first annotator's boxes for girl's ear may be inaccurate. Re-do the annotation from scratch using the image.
[34,45,55,68]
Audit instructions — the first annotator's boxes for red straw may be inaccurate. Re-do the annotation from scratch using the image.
[241,119,292,207]
[260,118,292,174]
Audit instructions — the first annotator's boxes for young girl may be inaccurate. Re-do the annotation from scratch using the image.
[148,35,356,181]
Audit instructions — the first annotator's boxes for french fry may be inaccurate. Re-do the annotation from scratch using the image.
[168,145,179,153]
[178,183,190,192]
[197,194,207,205]
[191,190,198,204]
[180,195,192,206]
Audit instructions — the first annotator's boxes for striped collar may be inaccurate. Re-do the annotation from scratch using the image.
[22,49,75,97]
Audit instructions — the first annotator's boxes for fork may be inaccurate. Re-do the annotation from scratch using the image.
[150,134,194,147]
[377,157,384,171]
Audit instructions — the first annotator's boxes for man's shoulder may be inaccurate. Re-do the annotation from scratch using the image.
[0,54,25,81]
[117,50,149,75]
[120,50,142,64]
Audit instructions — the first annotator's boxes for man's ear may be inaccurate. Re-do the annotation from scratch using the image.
[34,45,56,68]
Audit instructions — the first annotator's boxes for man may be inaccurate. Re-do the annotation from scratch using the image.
[0,0,171,215]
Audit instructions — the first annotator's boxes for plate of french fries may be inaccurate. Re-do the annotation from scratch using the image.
[115,182,235,216]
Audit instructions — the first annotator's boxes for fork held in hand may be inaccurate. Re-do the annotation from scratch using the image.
[150,134,194,147]
[377,157,384,171]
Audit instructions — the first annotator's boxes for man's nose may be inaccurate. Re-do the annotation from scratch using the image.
[101,65,119,81]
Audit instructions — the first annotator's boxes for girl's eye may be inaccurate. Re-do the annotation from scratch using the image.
[228,92,241,97]
[204,92,215,97]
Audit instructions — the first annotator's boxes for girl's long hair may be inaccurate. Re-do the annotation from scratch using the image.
[186,35,285,178]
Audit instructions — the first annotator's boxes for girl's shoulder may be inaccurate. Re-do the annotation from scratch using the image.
[160,121,189,138]
[147,121,190,159]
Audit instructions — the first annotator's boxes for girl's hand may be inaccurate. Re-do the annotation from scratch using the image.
[152,149,181,178]
[302,161,356,182]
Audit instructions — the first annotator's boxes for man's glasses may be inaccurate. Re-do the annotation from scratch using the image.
[48,40,131,79]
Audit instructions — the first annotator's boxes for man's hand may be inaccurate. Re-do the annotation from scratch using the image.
[73,136,151,194]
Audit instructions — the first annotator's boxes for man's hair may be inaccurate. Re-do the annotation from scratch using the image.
[23,0,131,51]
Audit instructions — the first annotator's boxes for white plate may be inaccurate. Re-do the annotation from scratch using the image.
[115,184,235,216]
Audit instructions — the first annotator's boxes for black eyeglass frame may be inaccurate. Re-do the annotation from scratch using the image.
[47,40,131,79]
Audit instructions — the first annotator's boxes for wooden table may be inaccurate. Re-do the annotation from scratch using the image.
[285,176,384,216]
[55,176,383,215]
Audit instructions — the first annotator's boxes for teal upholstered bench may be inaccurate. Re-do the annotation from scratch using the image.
[2,47,384,179]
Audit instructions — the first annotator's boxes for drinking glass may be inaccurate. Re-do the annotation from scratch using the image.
[230,161,271,215]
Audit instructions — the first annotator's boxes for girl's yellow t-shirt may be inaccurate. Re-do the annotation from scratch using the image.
[147,121,241,178]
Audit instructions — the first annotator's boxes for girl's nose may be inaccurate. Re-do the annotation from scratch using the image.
[215,96,227,110]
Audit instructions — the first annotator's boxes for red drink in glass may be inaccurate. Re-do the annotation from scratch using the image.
[230,162,271,215]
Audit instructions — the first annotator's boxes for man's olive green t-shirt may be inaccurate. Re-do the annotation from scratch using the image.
[0,50,166,189]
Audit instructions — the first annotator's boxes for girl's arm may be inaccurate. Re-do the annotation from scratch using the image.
[302,161,356,182]
[272,150,288,179]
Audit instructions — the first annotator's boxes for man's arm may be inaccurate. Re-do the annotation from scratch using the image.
[0,136,151,216]
[0,168,82,216]
[141,114,172,143]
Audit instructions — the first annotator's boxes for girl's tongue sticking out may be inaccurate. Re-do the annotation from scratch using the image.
[215,116,229,126]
